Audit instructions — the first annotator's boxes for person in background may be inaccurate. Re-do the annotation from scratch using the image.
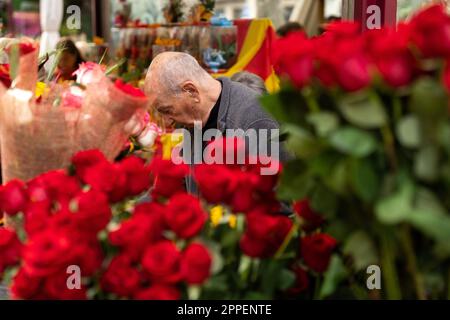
[319,16,342,34]
[55,38,85,82]
[276,22,304,38]
[231,71,268,95]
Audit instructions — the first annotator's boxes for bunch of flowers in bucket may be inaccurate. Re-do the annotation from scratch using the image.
[0,137,337,300]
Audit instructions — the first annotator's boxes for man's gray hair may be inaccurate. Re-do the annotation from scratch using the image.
[147,52,211,94]
[230,71,268,95]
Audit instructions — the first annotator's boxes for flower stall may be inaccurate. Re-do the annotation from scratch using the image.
[0,3,450,302]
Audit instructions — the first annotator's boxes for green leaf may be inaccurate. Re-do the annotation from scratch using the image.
[414,146,440,182]
[46,49,64,82]
[407,188,450,252]
[375,179,415,224]
[283,124,323,159]
[278,269,296,291]
[243,292,271,300]
[276,160,312,201]
[410,78,448,119]
[408,212,450,252]
[204,241,224,275]
[343,231,379,272]
[338,90,387,129]
[349,158,380,202]
[310,183,338,219]
[260,89,308,125]
[329,127,378,157]
[326,159,349,195]
[319,255,348,299]
[307,111,340,137]
[396,115,421,149]
[261,260,279,296]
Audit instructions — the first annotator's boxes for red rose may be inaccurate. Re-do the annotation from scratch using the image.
[115,79,146,98]
[134,284,180,300]
[368,27,416,88]
[300,233,337,273]
[244,156,282,193]
[336,52,371,92]
[71,149,108,182]
[24,201,51,236]
[10,268,43,300]
[33,170,81,208]
[0,64,11,88]
[141,241,183,284]
[101,254,142,298]
[43,269,87,300]
[194,164,237,204]
[149,157,189,199]
[0,179,29,216]
[288,266,309,295]
[410,4,450,58]
[83,161,127,202]
[133,202,166,217]
[230,179,256,213]
[181,243,212,285]
[27,176,53,205]
[165,193,207,239]
[240,210,293,258]
[109,209,165,259]
[273,31,314,88]
[294,199,325,232]
[23,229,77,277]
[19,42,37,55]
[73,190,112,234]
[118,156,152,197]
[324,21,360,40]
[73,240,103,277]
[0,228,22,273]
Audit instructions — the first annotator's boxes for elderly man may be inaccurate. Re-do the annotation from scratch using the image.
[144,52,290,199]
[144,51,286,150]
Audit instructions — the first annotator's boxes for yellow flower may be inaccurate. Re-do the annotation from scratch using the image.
[160,133,184,160]
[210,205,224,227]
[35,81,47,98]
[228,214,237,229]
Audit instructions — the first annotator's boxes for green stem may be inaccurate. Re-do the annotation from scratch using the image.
[304,88,321,113]
[381,125,398,172]
[447,266,450,300]
[313,275,323,300]
[399,224,426,300]
[274,221,299,259]
[393,95,402,123]
[380,232,402,300]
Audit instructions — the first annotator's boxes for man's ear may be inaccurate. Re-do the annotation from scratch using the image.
[182,82,200,102]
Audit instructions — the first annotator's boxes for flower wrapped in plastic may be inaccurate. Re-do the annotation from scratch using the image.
[0,41,149,183]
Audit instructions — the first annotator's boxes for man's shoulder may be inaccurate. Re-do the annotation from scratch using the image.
[222,78,277,130]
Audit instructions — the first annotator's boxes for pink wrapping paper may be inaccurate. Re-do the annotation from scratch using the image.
[0,45,149,183]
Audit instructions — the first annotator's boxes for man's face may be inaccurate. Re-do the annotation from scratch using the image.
[147,86,201,128]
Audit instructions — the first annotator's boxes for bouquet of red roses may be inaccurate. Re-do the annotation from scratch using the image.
[0,138,337,300]
[262,4,450,299]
